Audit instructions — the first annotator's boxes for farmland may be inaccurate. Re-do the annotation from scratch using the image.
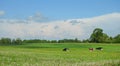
[0,43,120,66]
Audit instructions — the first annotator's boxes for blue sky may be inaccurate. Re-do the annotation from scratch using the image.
[0,0,120,40]
[0,0,120,20]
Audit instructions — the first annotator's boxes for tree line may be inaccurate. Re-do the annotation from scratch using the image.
[0,38,22,45]
[0,28,120,45]
[23,38,81,43]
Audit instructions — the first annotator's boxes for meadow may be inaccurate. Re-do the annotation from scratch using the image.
[0,43,120,66]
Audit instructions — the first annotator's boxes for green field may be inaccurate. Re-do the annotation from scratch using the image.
[0,43,120,66]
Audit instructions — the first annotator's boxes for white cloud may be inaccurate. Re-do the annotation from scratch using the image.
[0,12,120,40]
[0,11,5,16]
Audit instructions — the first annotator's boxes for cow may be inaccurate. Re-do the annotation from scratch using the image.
[63,48,69,51]
[96,47,103,50]
[89,48,94,51]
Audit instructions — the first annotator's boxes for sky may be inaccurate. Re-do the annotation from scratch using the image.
[0,0,120,40]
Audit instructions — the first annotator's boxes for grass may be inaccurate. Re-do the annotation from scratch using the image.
[0,43,120,66]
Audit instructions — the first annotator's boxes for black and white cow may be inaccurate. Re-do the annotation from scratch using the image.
[96,47,103,50]
[63,48,69,51]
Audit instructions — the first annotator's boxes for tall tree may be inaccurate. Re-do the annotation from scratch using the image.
[89,28,109,43]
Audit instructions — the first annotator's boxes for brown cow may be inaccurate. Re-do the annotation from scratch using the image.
[89,48,94,51]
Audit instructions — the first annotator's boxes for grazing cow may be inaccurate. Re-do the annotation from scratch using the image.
[89,48,94,51]
[96,47,103,50]
[63,48,69,51]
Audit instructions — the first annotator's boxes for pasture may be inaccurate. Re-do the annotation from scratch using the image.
[0,43,120,66]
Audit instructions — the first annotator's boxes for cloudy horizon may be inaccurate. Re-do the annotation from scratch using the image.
[0,12,120,40]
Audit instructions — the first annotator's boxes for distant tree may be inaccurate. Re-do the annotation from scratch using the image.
[0,40,1,44]
[89,28,109,43]
[89,28,103,43]
[114,34,120,43]
[58,40,64,43]
[102,33,109,43]
[108,36,115,43]
[74,38,81,43]
[82,39,89,43]
[50,40,57,43]
[15,38,22,45]
[0,38,11,45]
[12,39,16,45]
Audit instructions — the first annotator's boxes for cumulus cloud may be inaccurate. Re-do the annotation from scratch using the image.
[0,11,5,16]
[0,12,120,40]
[0,20,84,39]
